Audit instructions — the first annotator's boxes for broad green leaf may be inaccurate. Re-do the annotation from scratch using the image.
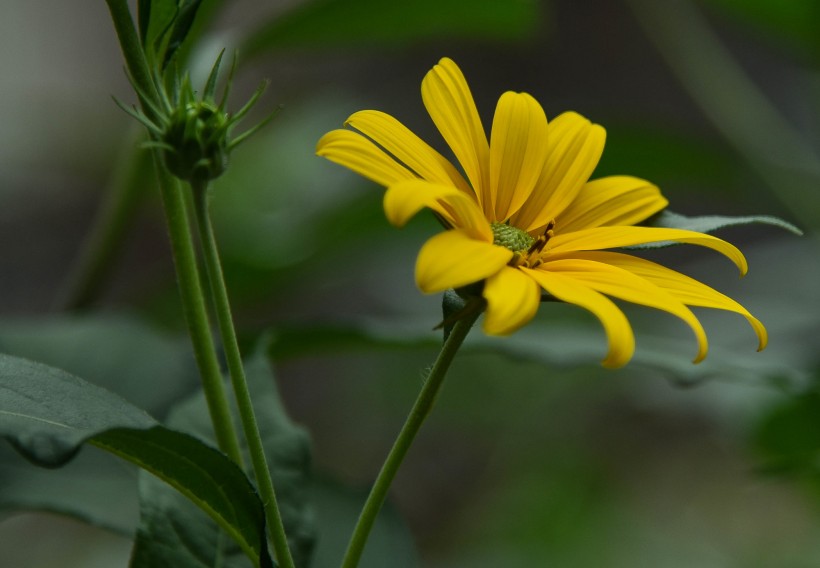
[632,209,802,249]
[0,354,156,466]
[0,353,271,568]
[0,316,197,533]
[0,315,198,419]
[240,0,540,60]
[131,344,314,567]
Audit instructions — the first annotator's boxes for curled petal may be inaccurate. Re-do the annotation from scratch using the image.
[542,258,709,363]
[512,112,606,232]
[521,267,635,368]
[566,251,767,351]
[482,267,541,335]
[548,226,749,275]
[383,180,491,241]
[346,110,471,192]
[421,58,490,210]
[557,176,668,233]
[316,129,415,187]
[416,230,512,293]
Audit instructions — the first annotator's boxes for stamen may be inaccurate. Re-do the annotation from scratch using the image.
[527,219,555,256]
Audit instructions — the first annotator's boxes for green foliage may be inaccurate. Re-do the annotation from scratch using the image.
[138,0,205,69]
[703,0,820,60]
[241,0,541,59]
[632,209,802,249]
[131,344,314,568]
[0,352,272,567]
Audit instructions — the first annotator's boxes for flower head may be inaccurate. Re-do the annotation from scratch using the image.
[117,51,276,185]
[317,57,766,367]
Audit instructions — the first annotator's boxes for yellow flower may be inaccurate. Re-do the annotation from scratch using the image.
[317,57,766,368]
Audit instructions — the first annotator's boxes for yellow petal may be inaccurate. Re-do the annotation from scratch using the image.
[542,258,709,363]
[548,226,749,275]
[521,267,635,368]
[416,230,512,293]
[383,180,492,241]
[512,112,606,232]
[345,110,472,193]
[489,92,549,222]
[316,129,415,187]
[556,176,668,233]
[421,58,490,211]
[482,266,541,335]
[568,251,767,351]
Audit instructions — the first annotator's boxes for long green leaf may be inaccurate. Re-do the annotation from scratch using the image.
[131,344,314,567]
[0,353,271,567]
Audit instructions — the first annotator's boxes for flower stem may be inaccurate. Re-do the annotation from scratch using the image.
[341,307,482,568]
[191,180,295,568]
[155,166,245,465]
[105,0,244,465]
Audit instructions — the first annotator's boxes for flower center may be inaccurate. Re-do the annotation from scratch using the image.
[491,220,556,269]
[490,222,535,253]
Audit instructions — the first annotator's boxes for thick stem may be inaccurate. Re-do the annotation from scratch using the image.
[155,166,245,464]
[105,0,244,465]
[341,308,482,568]
[191,181,295,568]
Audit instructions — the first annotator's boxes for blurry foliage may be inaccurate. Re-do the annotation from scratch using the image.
[2,0,820,566]
[702,0,820,60]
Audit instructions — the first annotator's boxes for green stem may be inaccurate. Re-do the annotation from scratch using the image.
[105,0,244,465]
[191,180,295,568]
[341,308,482,568]
[104,0,160,121]
[154,165,245,464]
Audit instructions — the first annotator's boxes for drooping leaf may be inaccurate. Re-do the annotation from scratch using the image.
[633,209,802,248]
[240,0,540,60]
[0,353,271,568]
[131,343,314,567]
[0,354,156,467]
[0,316,198,533]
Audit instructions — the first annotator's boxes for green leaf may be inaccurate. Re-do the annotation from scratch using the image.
[131,343,314,567]
[632,209,802,249]
[0,354,156,466]
[241,0,540,60]
[0,353,272,568]
[0,315,198,534]
[163,0,205,69]
[101,428,273,568]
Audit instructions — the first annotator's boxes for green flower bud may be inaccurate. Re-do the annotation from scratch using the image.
[162,101,230,183]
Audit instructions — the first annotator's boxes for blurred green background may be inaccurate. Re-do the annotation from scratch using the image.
[2,0,820,566]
